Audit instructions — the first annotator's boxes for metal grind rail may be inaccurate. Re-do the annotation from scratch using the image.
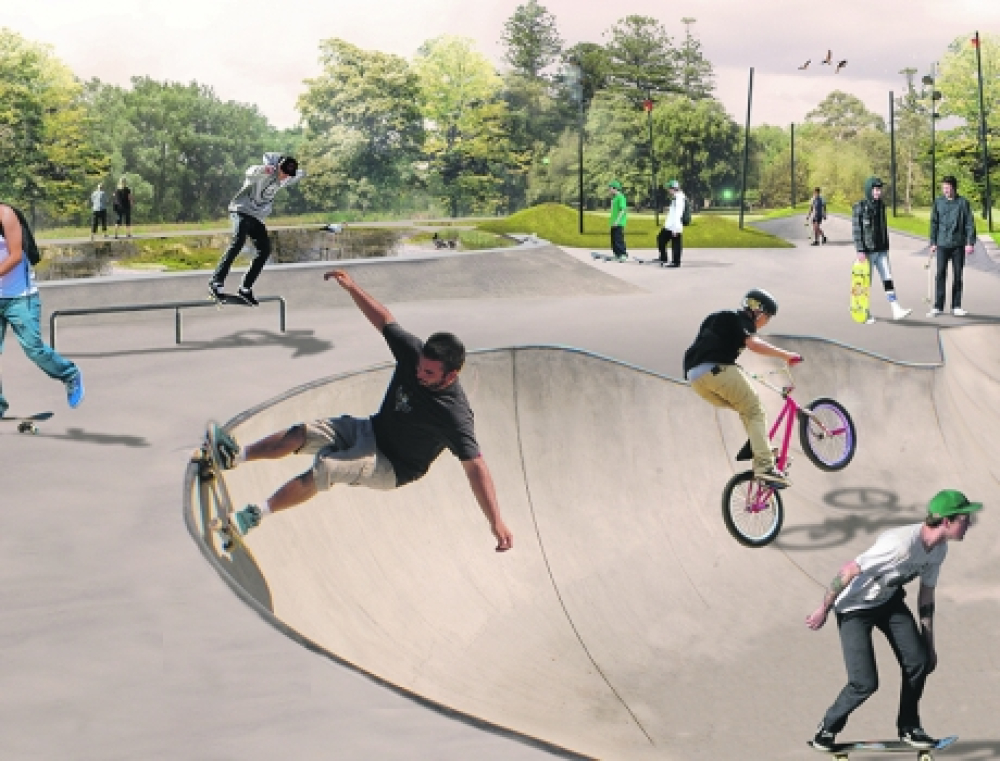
[48,296,286,350]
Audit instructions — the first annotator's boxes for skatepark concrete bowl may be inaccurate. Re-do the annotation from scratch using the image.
[186,332,1000,760]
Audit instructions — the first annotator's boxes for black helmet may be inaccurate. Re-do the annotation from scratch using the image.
[742,288,778,316]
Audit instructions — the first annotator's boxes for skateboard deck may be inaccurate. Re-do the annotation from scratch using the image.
[202,421,254,559]
[850,260,872,323]
[208,291,251,308]
[810,735,957,761]
[0,411,53,434]
[591,251,625,262]
[631,256,670,266]
[924,252,935,304]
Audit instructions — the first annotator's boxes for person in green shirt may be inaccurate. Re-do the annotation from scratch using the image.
[608,181,628,262]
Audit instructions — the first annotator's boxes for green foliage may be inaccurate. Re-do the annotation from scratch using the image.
[603,16,679,105]
[501,0,563,80]
[477,202,792,248]
[677,18,714,99]
[562,42,612,105]
[806,91,886,141]
[298,39,424,213]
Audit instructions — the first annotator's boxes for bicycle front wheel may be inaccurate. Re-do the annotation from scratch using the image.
[721,471,784,548]
[799,398,857,471]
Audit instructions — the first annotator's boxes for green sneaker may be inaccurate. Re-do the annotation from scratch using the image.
[210,423,240,470]
[231,505,263,536]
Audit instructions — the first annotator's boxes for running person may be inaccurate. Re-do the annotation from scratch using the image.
[807,187,827,245]
[852,177,912,323]
[807,490,982,751]
[0,203,84,416]
[208,269,513,552]
[608,181,628,262]
[209,153,305,306]
[683,289,802,488]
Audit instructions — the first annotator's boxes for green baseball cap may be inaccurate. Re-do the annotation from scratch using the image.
[665,179,680,189]
[608,180,622,190]
[927,489,983,518]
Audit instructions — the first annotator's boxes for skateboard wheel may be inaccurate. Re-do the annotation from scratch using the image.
[918,754,932,761]
[17,421,37,434]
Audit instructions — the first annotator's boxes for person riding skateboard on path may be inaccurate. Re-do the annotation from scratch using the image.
[806,489,982,752]
[852,177,912,323]
[209,153,305,306]
[807,187,827,245]
[683,288,802,488]
[0,203,84,417]
[608,181,628,262]
[209,269,513,552]
[927,176,976,318]
[657,179,685,267]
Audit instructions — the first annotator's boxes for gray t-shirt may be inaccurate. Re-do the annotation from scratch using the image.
[91,190,106,212]
[834,524,946,614]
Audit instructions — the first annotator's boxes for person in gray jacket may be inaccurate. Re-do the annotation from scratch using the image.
[927,175,976,317]
[209,153,304,305]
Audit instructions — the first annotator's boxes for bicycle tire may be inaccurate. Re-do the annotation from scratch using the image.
[799,398,857,471]
[721,471,784,548]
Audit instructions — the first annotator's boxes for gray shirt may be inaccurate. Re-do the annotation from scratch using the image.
[228,152,305,222]
[91,190,106,212]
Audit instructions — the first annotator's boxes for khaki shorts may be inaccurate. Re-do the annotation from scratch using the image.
[299,416,397,492]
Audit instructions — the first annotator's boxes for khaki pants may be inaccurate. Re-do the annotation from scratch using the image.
[691,365,773,473]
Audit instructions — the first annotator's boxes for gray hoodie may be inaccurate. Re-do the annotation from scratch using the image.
[930,193,976,248]
[228,153,305,221]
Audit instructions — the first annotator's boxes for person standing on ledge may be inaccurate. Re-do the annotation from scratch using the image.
[90,183,108,241]
[608,181,628,262]
[112,176,133,239]
[0,203,84,416]
[209,153,305,306]
[207,269,513,553]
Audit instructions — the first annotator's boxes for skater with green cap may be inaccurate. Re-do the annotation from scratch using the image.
[608,181,628,262]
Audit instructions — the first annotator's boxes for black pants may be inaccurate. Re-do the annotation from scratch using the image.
[934,245,965,310]
[821,591,931,734]
[213,212,271,289]
[91,210,107,233]
[610,225,627,258]
[657,228,682,264]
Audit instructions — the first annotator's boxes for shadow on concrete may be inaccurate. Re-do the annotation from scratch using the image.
[64,329,333,360]
[775,487,921,551]
[947,740,1000,760]
[33,427,151,447]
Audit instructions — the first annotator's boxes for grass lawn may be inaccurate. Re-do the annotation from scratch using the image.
[119,238,249,271]
[407,229,515,250]
[477,203,791,249]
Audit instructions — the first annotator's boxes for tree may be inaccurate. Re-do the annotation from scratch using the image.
[805,91,886,141]
[603,16,679,106]
[561,42,612,106]
[894,68,931,212]
[0,29,106,224]
[501,0,563,80]
[298,39,424,213]
[678,18,714,100]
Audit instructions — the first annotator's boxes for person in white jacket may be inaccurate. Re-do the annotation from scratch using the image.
[657,179,685,268]
[209,153,305,305]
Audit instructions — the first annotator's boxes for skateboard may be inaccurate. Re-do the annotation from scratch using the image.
[924,251,935,304]
[0,411,53,434]
[631,256,671,266]
[201,421,254,559]
[810,735,957,761]
[591,251,626,262]
[208,291,251,309]
[850,259,872,323]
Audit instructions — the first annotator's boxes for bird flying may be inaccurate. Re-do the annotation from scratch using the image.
[822,50,832,65]
[798,60,811,70]
[835,60,848,74]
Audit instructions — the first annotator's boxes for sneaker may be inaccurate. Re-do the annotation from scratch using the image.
[756,467,791,489]
[899,727,937,749]
[926,308,942,318]
[238,287,259,306]
[953,308,968,317]
[66,371,85,409]
[865,315,876,324]
[822,235,828,244]
[810,725,837,752]
[230,504,263,537]
[810,241,820,246]
[665,262,680,268]
[208,280,224,300]
[210,423,240,470]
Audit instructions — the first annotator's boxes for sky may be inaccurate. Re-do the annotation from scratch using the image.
[2,0,997,130]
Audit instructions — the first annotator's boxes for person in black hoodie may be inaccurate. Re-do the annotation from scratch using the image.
[927,176,976,317]
[851,177,912,323]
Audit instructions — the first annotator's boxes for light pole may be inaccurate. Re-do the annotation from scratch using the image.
[889,91,898,217]
[739,67,753,229]
[567,60,586,235]
[644,93,658,226]
[972,31,993,231]
[921,66,942,204]
[790,122,796,209]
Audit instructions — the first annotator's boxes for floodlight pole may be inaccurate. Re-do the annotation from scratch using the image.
[790,122,796,208]
[739,67,753,230]
[974,31,993,231]
[889,90,898,217]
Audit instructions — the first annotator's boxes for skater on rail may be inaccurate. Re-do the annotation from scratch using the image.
[209,153,305,306]
[852,177,912,323]
[806,489,982,751]
[683,288,802,488]
[207,269,513,552]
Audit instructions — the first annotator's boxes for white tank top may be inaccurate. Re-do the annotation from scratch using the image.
[0,234,37,298]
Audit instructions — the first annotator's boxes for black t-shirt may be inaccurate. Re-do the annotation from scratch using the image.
[114,187,131,211]
[371,323,480,486]
[683,309,756,375]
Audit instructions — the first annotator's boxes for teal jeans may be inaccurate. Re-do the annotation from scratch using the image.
[0,294,78,416]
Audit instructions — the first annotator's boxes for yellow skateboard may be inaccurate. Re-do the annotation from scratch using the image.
[850,260,871,323]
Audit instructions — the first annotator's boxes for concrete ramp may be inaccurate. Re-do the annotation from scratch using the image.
[187,332,1000,760]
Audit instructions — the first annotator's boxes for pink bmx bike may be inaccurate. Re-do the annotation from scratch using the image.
[722,364,856,547]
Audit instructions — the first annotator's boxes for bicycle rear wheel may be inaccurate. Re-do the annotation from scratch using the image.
[799,398,856,471]
[721,471,784,548]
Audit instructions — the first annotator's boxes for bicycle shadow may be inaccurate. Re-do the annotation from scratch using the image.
[775,487,921,551]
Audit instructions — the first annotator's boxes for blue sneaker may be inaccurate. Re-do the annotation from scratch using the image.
[210,423,240,470]
[66,371,85,408]
[230,505,263,536]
